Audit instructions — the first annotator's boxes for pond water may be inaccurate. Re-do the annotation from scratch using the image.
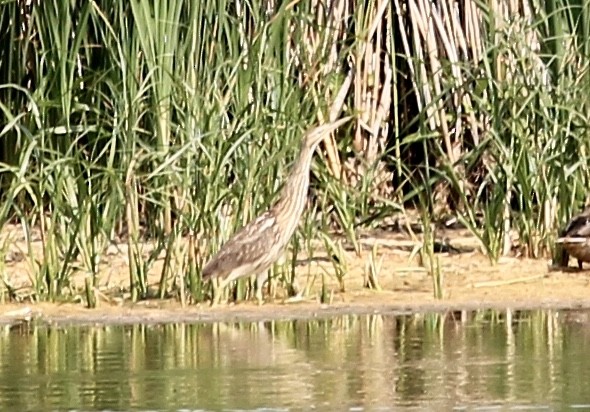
[1,309,590,410]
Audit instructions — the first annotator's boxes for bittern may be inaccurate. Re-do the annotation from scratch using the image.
[556,207,590,269]
[202,116,351,305]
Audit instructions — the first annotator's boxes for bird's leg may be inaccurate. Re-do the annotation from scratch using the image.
[559,249,569,267]
[210,279,226,307]
[578,259,583,270]
[209,281,219,307]
[254,272,267,306]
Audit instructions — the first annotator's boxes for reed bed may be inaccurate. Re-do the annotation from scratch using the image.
[0,0,589,303]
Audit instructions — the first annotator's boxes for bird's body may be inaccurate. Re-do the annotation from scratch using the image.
[556,207,590,269]
[202,117,351,305]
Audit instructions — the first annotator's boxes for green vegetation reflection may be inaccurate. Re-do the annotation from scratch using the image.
[1,310,590,409]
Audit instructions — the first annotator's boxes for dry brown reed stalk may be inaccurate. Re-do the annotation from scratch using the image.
[286,0,563,206]
[397,0,482,166]
[388,1,556,217]
[290,0,351,180]
[290,0,395,198]
[346,0,393,198]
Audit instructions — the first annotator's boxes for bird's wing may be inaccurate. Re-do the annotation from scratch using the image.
[202,211,280,279]
[561,213,590,237]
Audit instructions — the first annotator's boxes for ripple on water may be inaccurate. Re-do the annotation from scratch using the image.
[0,311,589,410]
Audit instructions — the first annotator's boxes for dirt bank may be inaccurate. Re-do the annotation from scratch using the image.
[1,226,589,326]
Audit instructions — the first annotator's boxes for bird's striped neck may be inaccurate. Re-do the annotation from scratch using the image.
[272,142,319,235]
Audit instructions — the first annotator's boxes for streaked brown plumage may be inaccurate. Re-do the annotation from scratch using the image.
[556,207,590,269]
[202,117,351,305]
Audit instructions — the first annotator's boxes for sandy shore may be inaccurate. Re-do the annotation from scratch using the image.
[2,295,590,327]
[2,225,589,326]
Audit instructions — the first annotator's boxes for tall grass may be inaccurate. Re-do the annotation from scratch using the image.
[394,0,590,261]
[0,0,590,303]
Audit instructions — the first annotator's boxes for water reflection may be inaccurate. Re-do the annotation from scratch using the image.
[0,310,589,410]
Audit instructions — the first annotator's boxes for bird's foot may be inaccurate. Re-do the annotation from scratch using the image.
[255,289,264,306]
[210,297,231,307]
[210,298,221,308]
[210,285,226,307]
[284,295,306,304]
[284,289,308,304]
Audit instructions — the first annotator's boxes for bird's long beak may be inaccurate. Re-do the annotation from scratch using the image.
[307,116,352,147]
[323,116,352,132]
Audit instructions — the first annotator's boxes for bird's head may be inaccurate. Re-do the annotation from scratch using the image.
[303,116,352,150]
